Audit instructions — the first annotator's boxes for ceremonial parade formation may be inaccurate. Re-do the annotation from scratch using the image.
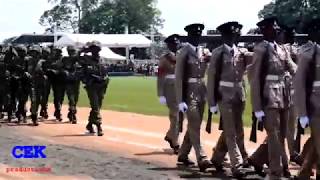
[157,17,320,179]
[2,15,320,179]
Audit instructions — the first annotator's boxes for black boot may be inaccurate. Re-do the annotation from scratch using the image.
[283,168,291,178]
[31,114,39,126]
[40,109,49,119]
[96,123,104,136]
[247,158,266,177]
[177,156,195,166]
[198,159,213,172]
[17,114,23,124]
[54,110,62,122]
[72,114,77,124]
[67,112,72,122]
[40,110,44,117]
[86,122,95,134]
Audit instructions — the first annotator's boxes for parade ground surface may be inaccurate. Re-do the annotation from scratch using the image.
[0,77,310,179]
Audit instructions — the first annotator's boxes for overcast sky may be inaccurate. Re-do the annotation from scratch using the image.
[0,0,271,36]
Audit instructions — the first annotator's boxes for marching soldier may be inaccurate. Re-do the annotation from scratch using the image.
[207,21,250,178]
[278,25,301,163]
[247,24,298,177]
[9,45,29,123]
[157,34,181,154]
[250,17,297,179]
[294,18,320,180]
[80,41,109,136]
[27,45,45,126]
[50,48,65,121]
[60,46,81,124]
[0,45,10,120]
[175,23,212,172]
[39,47,51,119]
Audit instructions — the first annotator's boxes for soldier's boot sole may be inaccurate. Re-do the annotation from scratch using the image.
[22,115,27,123]
[31,115,39,126]
[173,145,180,155]
[198,160,213,172]
[97,124,104,136]
[86,123,95,134]
[177,157,195,167]
[41,110,49,119]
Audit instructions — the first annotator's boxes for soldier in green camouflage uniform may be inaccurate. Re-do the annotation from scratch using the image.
[60,46,81,124]
[0,45,10,120]
[50,48,65,121]
[27,45,44,126]
[39,47,51,119]
[9,45,30,123]
[4,46,18,122]
[80,41,109,136]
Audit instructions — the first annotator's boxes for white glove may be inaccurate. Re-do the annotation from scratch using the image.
[159,96,166,105]
[178,102,188,113]
[210,106,218,114]
[255,111,265,122]
[299,116,309,129]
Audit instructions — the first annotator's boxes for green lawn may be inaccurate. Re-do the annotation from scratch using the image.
[60,76,253,127]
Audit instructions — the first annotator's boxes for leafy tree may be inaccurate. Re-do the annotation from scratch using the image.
[80,0,163,34]
[258,0,320,32]
[39,0,100,33]
[39,0,163,34]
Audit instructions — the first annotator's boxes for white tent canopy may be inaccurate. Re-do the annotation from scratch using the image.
[56,33,151,48]
[62,47,126,61]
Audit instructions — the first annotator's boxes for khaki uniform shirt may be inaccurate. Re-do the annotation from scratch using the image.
[207,44,251,107]
[175,43,209,103]
[157,52,176,97]
[250,40,297,112]
[294,41,320,117]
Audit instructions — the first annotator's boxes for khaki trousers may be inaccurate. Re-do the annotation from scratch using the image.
[179,83,208,162]
[264,108,289,180]
[164,80,179,146]
[211,101,246,170]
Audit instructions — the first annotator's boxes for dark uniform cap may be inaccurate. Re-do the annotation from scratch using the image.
[67,45,77,51]
[257,17,279,29]
[87,40,101,52]
[302,18,320,34]
[279,24,295,35]
[217,21,243,34]
[164,34,180,44]
[53,47,62,53]
[184,23,205,34]
[41,47,51,54]
[14,44,27,53]
[29,45,42,53]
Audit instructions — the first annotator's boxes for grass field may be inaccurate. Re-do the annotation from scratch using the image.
[61,76,253,126]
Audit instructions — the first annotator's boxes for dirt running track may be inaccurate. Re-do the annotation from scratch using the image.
[0,104,310,179]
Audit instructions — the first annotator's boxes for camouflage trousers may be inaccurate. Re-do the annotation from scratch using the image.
[65,80,80,118]
[30,82,43,116]
[85,81,108,125]
[52,80,65,118]
[0,80,10,117]
[39,76,51,113]
[10,78,29,119]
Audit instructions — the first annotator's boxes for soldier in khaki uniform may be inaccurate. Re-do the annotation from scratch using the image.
[247,25,298,178]
[250,17,297,180]
[294,18,320,180]
[278,25,301,163]
[157,34,181,154]
[175,23,212,172]
[207,21,250,178]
